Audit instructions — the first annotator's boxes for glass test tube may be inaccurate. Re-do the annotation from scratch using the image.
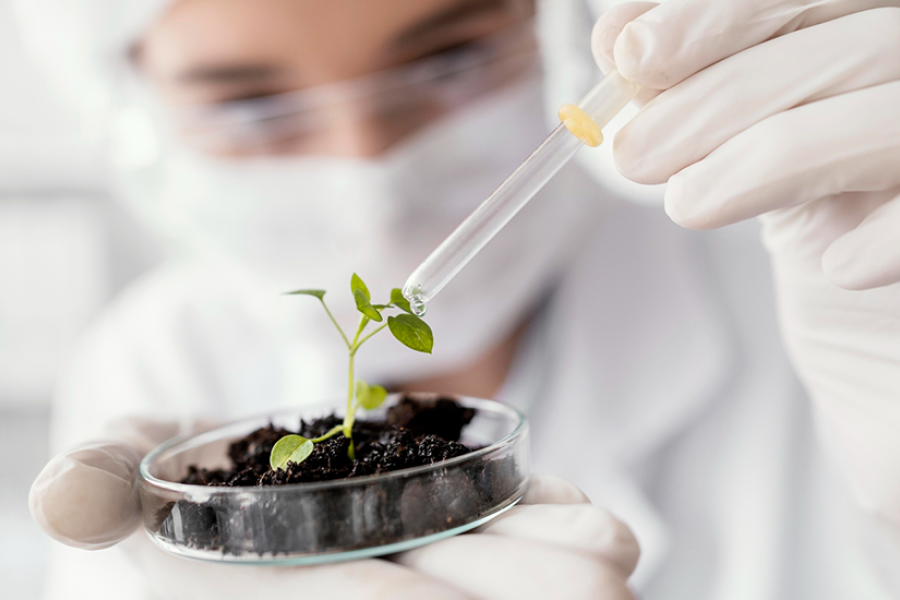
[403,71,641,313]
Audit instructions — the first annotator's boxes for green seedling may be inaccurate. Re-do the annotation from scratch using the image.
[269,273,433,471]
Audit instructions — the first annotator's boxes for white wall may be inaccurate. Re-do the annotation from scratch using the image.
[0,0,133,408]
[0,0,107,192]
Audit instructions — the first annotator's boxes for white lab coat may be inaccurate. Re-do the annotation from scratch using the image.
[43,169,896,598]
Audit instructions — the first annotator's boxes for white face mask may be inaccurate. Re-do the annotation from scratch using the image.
[116,76,601,383]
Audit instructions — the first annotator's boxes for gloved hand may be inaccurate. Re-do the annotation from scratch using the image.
[30,417,639,600]
[592,0,900,527]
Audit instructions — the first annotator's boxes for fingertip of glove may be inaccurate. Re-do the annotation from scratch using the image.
[822,240,861,290]
[614,21,672,90]
[592,15,623,74]
[664,174,734,231]
[663,175,695,228]
[613,23,645,79]
[523,474,592,505]
[593,2,660,78]
[821,241,886,291]
[612,130,669,187]
[29,446,143,550]
[822,216,900,290]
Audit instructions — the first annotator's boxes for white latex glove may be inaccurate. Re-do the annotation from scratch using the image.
[31,417,639,600]
[592,1,900,527]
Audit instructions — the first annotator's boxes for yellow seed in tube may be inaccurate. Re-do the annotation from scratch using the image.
[558,104,604,147]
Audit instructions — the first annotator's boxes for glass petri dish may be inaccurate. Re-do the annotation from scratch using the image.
[138,394,529,565]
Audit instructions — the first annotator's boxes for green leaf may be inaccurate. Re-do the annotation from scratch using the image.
[388,314,433,354]
[356,379,388,410]
[354,289,384,322]
[286,289,326,300]
[390,288,413,314]
[270,435,314,471]
[350,273,370,301]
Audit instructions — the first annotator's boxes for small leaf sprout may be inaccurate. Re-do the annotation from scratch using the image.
[271,274,434,470]
[270,435,314,471]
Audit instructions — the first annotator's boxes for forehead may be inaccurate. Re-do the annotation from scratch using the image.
[142,0,509,78]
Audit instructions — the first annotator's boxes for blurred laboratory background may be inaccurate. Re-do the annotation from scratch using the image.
[0,1,159,596]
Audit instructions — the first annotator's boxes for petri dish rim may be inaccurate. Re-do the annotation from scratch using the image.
[139,394,527,496]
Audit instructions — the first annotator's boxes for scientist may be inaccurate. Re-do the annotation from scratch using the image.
[18,0,900,598]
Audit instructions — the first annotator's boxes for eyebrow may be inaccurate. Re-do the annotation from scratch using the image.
[176,64,285,85]
[394,0,513,49]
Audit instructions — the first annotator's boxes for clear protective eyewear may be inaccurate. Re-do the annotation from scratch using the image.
[172,20,540,156]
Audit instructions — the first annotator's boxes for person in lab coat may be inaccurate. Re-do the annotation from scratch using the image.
[18,0,900,598]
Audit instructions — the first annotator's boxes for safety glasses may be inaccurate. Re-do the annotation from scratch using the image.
[171,20,540,156]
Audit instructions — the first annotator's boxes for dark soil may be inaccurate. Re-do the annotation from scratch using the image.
[180,397,476,487]
[149,396,523,558]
